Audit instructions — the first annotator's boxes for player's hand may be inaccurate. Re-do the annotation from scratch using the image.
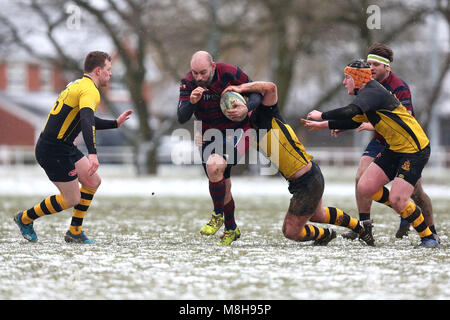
[87,154,99,176]
[356,122,375,132]
[116,110,133,128]
[301,118,328,132]
[190,87,205,104]
[222,85,241,95]
[194,131,204,146]
[306,110,323,121]
[226,101,248,121]
[331,129,344,138]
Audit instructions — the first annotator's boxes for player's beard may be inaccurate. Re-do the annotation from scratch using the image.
[195,70,214,88]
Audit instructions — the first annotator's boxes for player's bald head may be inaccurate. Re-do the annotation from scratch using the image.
[190,51,215,87]
[191,51,213,70]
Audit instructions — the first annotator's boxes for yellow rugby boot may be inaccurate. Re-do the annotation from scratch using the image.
[217,226,241,246]
[200,212,224,235]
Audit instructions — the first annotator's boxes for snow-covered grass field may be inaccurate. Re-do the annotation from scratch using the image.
[0,165,448,300]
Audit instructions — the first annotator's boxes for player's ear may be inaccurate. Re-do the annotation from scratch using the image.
[94,66,102,76]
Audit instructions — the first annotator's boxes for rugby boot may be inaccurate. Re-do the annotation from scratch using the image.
[312,229,336,246]
[217,226,241,246]
[395,217,410,239]
[341,230,358,241]
[417,237,440,248]
[200,212,224,235]
[14,211,38,242]
[358,220,375,246]
[64,230,95,244]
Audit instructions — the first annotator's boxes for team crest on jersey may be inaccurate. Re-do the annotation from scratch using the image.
[401,160,410,171]
[68,169,77,177]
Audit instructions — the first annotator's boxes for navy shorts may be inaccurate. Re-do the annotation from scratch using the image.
[362,138,386,158]
[373,145,430,186]
[35,135,84,182]
[200,128,251,179]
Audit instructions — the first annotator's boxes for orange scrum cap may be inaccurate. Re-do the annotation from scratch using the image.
[344,59,372,90]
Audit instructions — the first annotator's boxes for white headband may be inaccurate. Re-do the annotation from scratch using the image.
[367,54,390,66]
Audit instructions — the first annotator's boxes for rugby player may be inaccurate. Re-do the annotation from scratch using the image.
[177,51,262,245]
[303,60,439,248]
[14,51,132,243]
[222,81,375,246]
[338,43,438,242]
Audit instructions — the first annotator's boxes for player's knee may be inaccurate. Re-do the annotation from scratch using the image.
[206,154,227,177]
[357,181,376,199]
[389,194,408,212]
[282,218,302,241]
[64,191,81,208]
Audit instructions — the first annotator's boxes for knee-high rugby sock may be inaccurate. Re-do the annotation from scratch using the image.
[69,185,97,235]
[371,186,392,207]
[323,207,363,234]
[21,194,69,224]
[224,198,237,230]
[299,224,330,241]
[209,179,225,216]
[399,202,433,239]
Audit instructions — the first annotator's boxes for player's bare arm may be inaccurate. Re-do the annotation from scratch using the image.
[223,81,277,106]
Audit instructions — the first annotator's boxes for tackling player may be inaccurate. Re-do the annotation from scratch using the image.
[340,43,438,242]
[222,81,374,246]
[303,60,439,248]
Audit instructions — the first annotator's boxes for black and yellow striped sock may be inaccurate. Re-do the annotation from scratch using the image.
[323,207,363,234]
[21,194,69,224]
[69,186,97,235]
[399,202,433,239]
[299,224,330,241]
[371,186,392,207]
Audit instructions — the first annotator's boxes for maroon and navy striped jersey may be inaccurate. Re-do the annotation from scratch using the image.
[375,71,414,142]
[178,62,251,133]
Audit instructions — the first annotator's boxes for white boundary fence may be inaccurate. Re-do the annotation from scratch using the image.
[1,144,449,168]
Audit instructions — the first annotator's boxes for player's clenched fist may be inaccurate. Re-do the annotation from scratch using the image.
[190,87,206,104]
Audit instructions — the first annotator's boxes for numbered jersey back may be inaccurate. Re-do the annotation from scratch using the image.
[42,75,100,143]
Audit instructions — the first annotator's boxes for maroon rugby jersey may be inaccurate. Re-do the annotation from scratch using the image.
[374,71,414,143]
[178,62,251,133]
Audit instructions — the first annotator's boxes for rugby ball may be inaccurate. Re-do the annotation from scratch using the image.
[220,91,247,122]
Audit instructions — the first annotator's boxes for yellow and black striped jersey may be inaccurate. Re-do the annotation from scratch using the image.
[251,103,313,179]
[42,75,100,143]
[350,80,429,153]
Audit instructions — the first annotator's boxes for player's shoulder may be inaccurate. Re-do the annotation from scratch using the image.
[215,62,239,73]
[180,71,196,88]
[387,72,410,90]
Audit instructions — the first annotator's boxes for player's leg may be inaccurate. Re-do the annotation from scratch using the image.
[411,178,438,240]
[355,155,375,221]
[390,178,436,247]
[64,155,101,243]
[14,139,79,242]
[342,155,375,241]
[312,206,375,246]
[283,162,335,246]
[200,154,227,236]
[389,147,437,247]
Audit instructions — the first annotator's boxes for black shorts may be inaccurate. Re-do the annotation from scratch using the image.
[287,162,324,216]
[201,128,251,179]
[35,135,84,182]
[373,145,430,186]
